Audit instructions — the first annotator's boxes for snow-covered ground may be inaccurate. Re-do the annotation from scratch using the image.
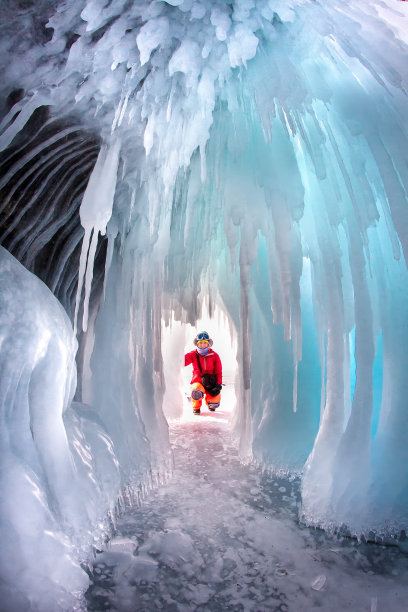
[86,392,408,612]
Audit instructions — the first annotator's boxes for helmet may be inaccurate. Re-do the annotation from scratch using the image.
[193,331,213,347]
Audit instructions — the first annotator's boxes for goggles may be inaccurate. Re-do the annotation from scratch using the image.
[196,332,210,341]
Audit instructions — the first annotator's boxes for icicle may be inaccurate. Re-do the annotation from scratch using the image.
[293,361,298,413]
[81,227,99,332]
[103,218,118,301]
[200,142,207,182]
[73,226,92,337]
[74,137,121,334]
[111,86,131,134]
[144,113,155,156]
[0,94,48,152]
[166,82,175,122]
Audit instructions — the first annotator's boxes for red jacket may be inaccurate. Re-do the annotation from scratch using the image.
[185,349,222,385]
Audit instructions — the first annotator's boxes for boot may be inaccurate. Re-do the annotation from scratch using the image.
[207,402,219,412]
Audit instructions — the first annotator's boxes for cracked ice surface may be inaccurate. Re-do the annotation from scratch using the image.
[86,398,408,612]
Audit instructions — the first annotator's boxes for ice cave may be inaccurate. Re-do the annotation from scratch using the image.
[1,0,408,610]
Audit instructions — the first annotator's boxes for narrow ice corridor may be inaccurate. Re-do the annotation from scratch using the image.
[89,320,408,610]
[86,400,408,612]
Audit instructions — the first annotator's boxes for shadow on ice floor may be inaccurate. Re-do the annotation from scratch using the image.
[85,405,408,612]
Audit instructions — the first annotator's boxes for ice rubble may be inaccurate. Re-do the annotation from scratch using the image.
[0,0,408,609]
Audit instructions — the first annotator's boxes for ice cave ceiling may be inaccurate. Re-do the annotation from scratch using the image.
[2,0,407,311]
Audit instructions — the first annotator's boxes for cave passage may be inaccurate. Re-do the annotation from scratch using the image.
[86,406,408,612]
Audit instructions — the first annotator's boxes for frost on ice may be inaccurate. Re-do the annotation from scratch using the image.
[0,0,408,609]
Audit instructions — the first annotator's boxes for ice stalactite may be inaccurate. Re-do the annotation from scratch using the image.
[74,136,121,334]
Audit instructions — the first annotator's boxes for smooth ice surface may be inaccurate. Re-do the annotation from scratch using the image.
[0,247,86,610]
[87,399,408,612]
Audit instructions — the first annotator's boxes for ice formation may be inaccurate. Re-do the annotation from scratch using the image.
[0,0,408,608]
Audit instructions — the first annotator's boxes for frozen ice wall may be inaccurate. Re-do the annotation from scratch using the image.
[0,247,109,610]
[1,0,408,607]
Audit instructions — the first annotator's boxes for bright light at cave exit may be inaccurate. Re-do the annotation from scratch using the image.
[161,302,238,423]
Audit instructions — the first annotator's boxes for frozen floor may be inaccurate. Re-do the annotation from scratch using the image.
[85,401,408,612]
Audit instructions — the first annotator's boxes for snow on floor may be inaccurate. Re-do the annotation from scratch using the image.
[86,392,408,612]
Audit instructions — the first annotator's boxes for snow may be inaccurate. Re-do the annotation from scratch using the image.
[0,0,408,609]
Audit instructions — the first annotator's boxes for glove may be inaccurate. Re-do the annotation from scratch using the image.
[207,384,222,397]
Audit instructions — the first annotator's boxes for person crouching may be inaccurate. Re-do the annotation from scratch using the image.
[184,331,223,415]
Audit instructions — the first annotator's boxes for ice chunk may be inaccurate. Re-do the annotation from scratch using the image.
[227,24,259,68]
[211,6,231,41]
[107,537,138,554]
[140,530,203,574]
[311,574,326,591]
[191,3,206,20]
[136,17,170,66]
[168,39,201,86]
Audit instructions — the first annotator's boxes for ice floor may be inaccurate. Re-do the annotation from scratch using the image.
[85,393,408,612]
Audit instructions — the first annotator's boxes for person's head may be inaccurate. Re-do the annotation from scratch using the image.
[193,331,213,351]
